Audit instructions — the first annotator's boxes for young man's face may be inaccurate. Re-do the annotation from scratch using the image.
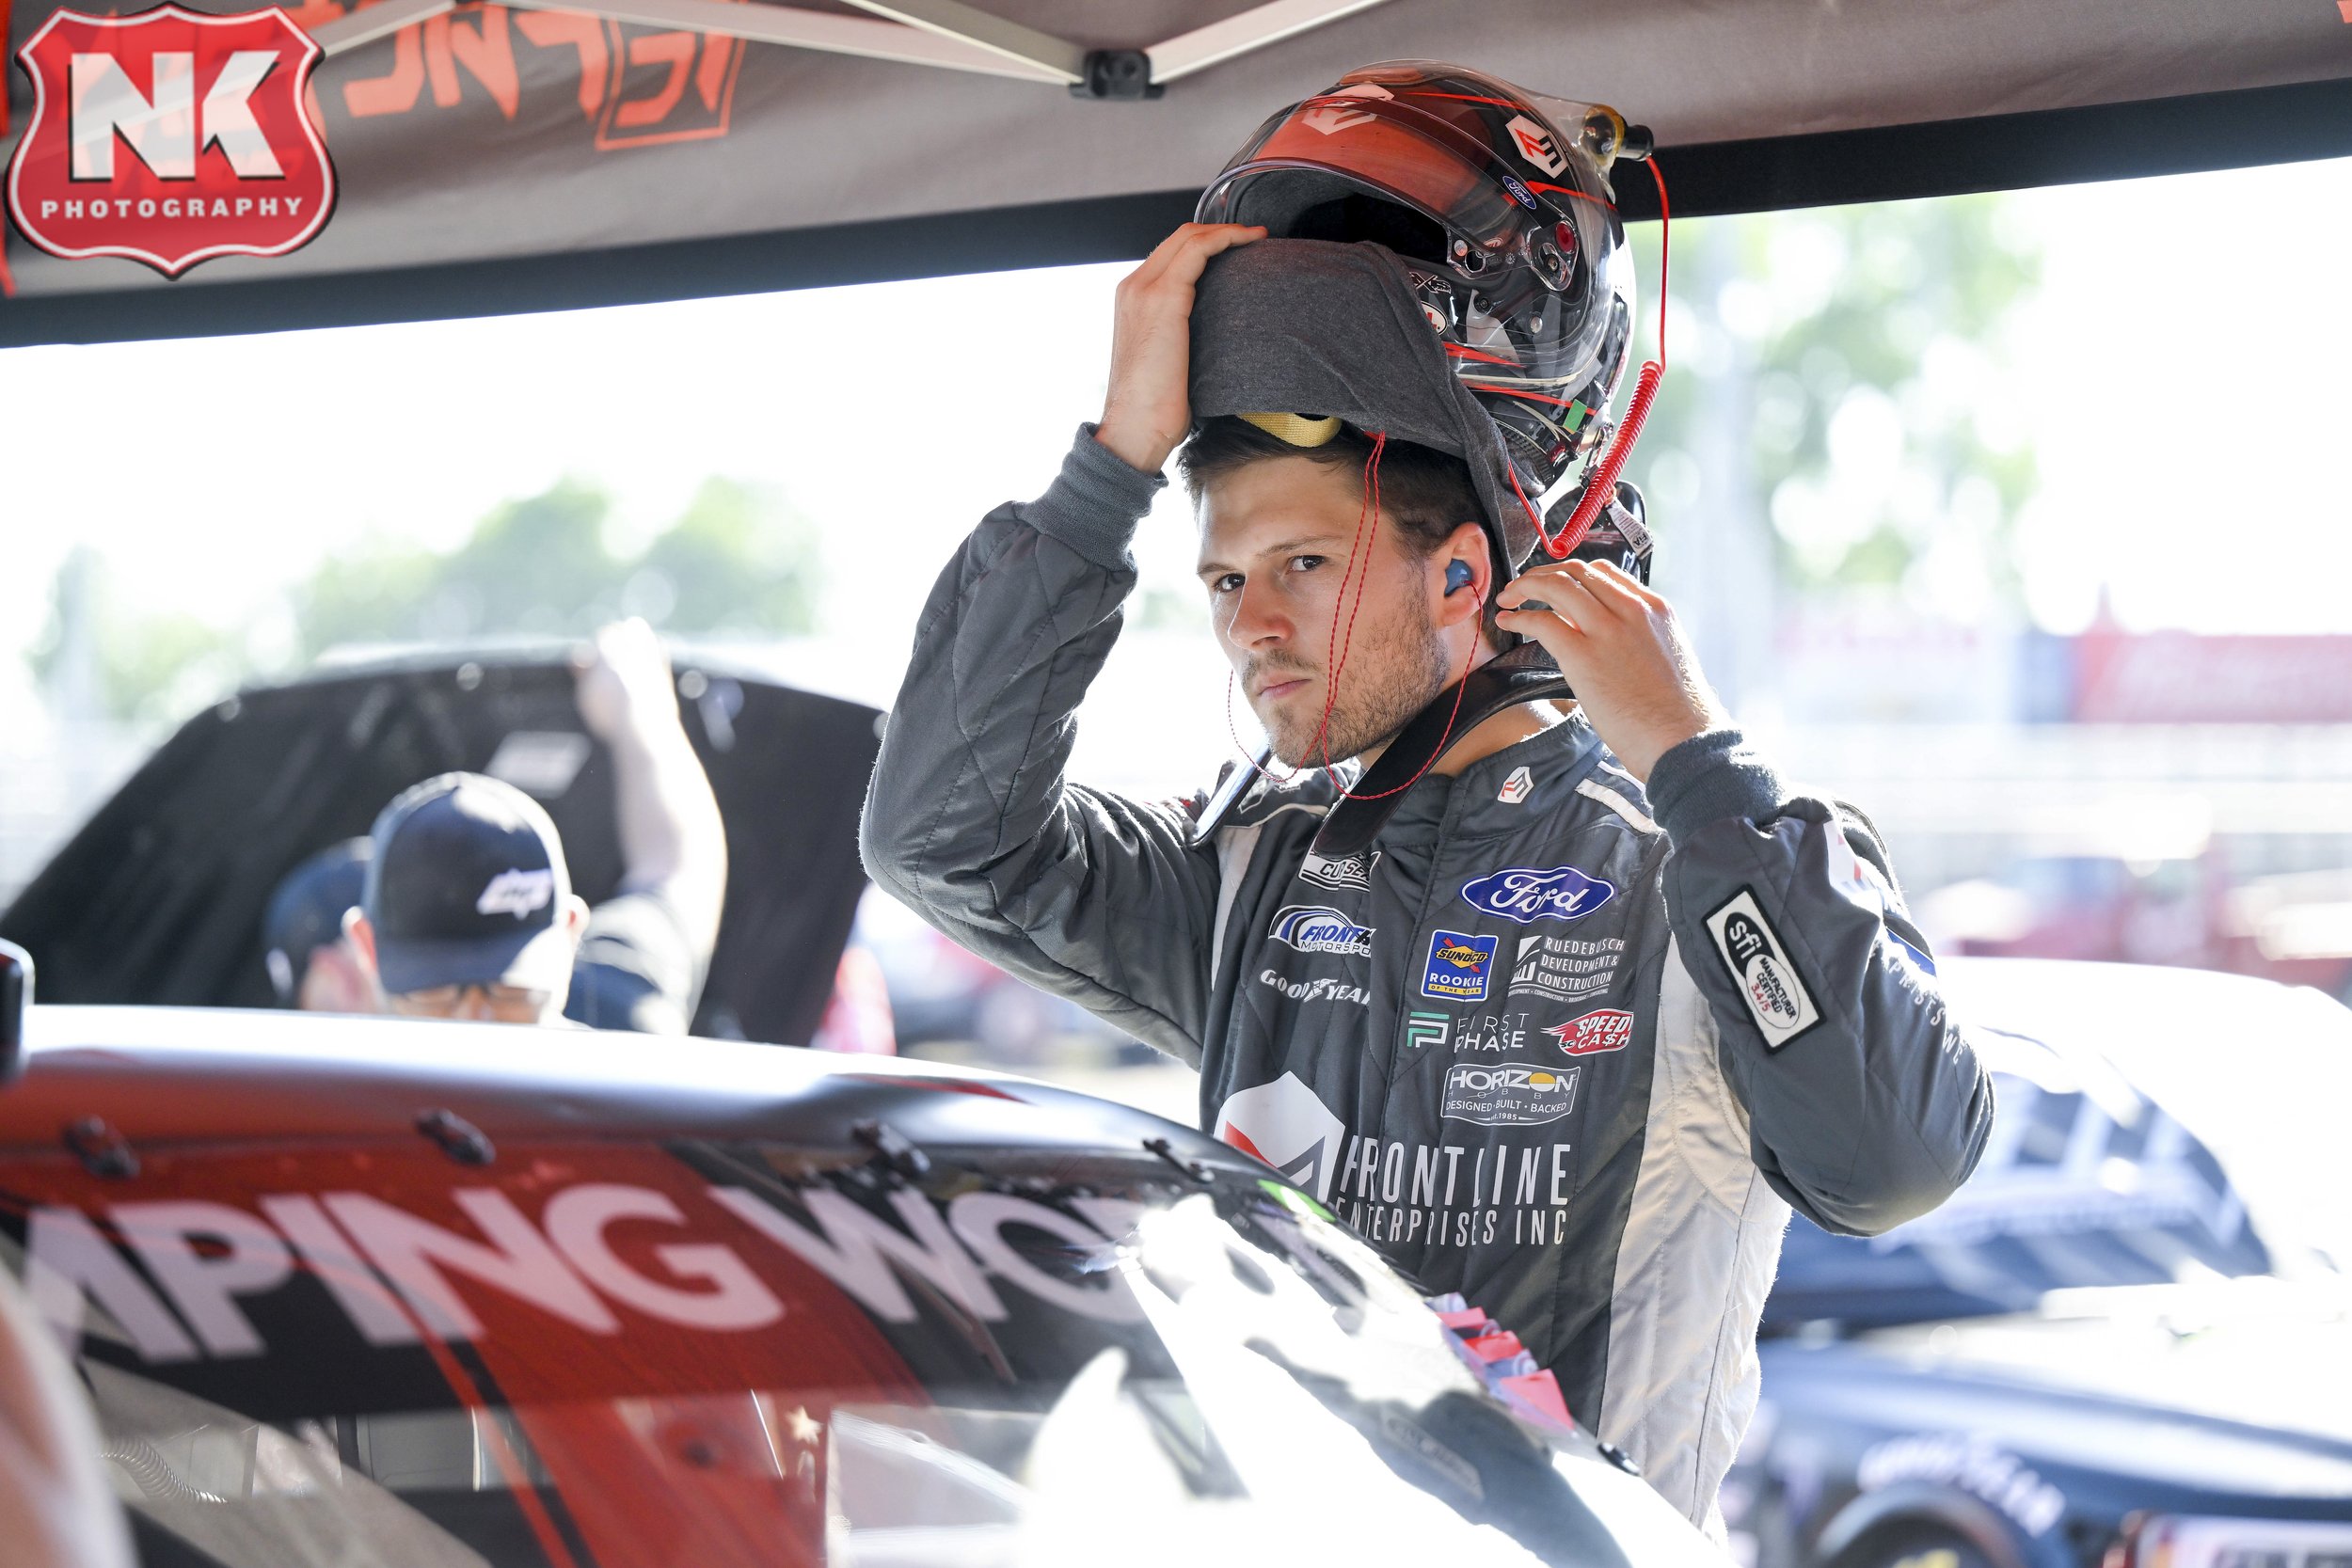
[1196,454,1463,768]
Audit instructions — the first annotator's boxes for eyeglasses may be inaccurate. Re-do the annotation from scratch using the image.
[385,982,555,1023]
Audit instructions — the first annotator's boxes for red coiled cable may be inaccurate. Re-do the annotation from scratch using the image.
[1534,152,1671,560]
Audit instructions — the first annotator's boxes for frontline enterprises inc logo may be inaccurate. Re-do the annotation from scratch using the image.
[7,5,335,276]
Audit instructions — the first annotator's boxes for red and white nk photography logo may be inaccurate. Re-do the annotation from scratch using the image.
[7,5,334,277]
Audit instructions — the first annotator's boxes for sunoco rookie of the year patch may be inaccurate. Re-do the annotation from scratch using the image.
[1705,889,1820,1049]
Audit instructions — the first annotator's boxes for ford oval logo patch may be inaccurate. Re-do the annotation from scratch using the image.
[1459,865,1616,926]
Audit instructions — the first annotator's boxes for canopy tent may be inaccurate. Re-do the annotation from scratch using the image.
[3,0,2349,345]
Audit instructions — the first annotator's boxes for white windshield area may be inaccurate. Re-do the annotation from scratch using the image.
[1939,958,2352,1275]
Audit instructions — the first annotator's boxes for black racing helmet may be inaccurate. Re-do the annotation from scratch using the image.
[1198,62,1645,515]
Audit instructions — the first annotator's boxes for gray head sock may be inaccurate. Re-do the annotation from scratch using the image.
[1187,237,1545,574]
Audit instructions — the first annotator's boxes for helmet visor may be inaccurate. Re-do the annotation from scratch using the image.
[1206,89,1533,258]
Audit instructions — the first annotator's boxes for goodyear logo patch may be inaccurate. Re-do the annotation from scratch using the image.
[1421,929,1499,1003]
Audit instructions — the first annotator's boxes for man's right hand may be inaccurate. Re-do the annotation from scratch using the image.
[1095,222,1264,474]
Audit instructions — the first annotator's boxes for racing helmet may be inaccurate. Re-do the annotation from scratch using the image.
[1197,62,1645,530]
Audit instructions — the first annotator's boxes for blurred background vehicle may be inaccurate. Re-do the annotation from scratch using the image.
[852,889,1128,1064]
[0,998,1718,1568]
[1726,958,2352,1568]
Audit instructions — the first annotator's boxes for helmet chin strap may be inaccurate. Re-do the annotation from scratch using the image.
[1188,641,1577,855]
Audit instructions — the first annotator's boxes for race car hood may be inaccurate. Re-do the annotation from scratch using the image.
[1,1003,1216,1154]
[0,648,879,1045]
[0,1006,1728,1568]
[1760,1329,2352,1505]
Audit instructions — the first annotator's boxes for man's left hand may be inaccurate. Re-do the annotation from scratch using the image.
[573,618,681,744]
[1494,558,1729,784]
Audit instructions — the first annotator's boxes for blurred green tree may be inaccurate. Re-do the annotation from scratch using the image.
[26,548,243,728]
[287,475,822,662]
[1621,193,2040,604]
[629,477,822,638]
[31,476,825,724]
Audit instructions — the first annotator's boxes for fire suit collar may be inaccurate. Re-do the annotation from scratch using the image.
[1367,713,1604,849]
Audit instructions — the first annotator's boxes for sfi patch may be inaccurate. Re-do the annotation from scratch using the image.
[1705,890,1821,1049]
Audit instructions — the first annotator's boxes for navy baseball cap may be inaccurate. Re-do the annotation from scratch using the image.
[262,838,371,1005]
[364,773,577,997]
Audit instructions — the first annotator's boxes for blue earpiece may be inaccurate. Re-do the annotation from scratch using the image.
[1444,559,1475,596]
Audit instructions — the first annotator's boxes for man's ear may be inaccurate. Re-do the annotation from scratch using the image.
[1438,520,1493,623]
[561,895,592,939]
[342,908,377,972]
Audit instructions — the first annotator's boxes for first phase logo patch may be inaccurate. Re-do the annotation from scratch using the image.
[7,4,335,276]
[1705,889,1821,1049]
[1421,929,1499,1003]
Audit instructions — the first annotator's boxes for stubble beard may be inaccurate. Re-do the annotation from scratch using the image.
[1257,597,1455,769]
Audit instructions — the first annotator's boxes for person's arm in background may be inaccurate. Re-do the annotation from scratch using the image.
[574,618,729,958]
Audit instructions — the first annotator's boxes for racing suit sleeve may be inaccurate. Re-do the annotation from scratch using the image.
[1647,729,1994,1236]
[859,426,1222,1066]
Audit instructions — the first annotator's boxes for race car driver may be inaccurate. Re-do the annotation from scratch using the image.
[861,64,1992,1530]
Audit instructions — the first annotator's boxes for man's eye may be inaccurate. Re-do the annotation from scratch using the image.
[1291,555,1326,573]
[1211,574,1245,594]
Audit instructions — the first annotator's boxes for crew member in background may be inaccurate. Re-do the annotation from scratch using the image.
[861,64,1992,1531]
[261,837,373,1012]
[343,618,728,1031]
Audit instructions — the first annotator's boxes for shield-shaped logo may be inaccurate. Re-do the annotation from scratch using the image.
[7,5,334,277]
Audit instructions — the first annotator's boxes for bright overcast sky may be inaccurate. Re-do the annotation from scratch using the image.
[5,152,2349,697]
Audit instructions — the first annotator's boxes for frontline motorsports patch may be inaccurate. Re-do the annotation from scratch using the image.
[1705,889,1821,1049]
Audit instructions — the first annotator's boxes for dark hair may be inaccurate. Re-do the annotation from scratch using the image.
[1178,415,1508,645]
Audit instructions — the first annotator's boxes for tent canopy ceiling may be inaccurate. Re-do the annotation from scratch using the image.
[3,0,2348,344]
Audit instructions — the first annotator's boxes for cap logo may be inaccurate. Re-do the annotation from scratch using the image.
[476,868,555,919]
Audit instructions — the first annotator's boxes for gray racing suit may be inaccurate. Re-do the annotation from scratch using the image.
[862,426,1994,1528]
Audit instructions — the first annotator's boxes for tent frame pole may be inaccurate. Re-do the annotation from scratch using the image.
[1147,0,1393,85]
[834,0,1084,84]
[310,0,1396,88]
